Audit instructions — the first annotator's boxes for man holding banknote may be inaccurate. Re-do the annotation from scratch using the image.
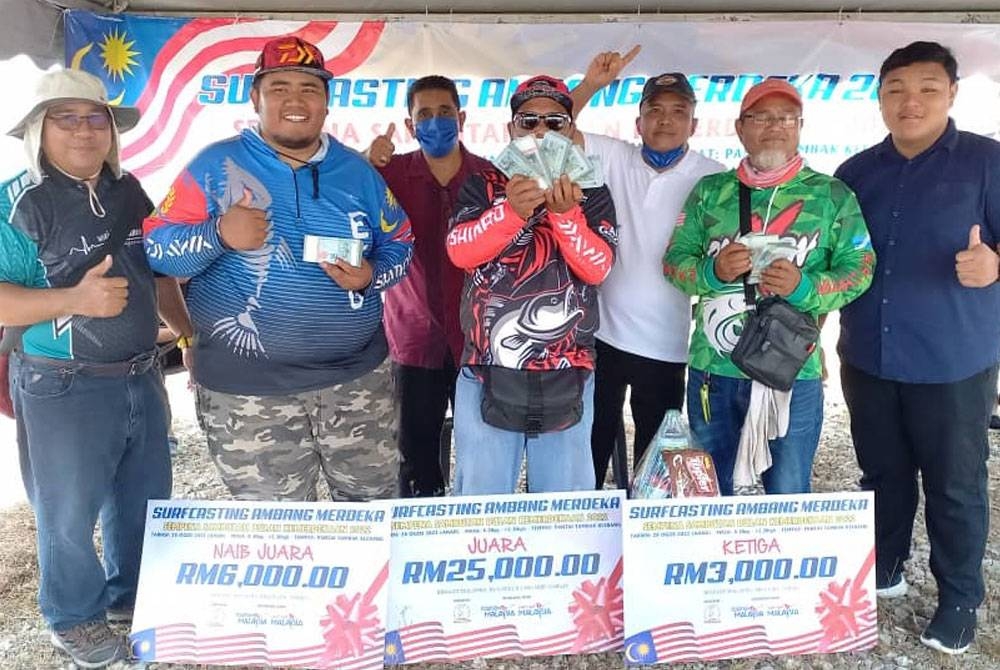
[664,79,874,496]
[569,48,725,488]
[445,75,618,494]
[143,36,414,503]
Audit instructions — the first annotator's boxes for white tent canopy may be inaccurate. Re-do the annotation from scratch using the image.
[49,0,1000,11]
[9,0,1000,66]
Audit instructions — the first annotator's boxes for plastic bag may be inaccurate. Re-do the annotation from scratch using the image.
[630,409,720,499]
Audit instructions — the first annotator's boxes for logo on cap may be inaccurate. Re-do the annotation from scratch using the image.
[254,36,332,81]
[276,39,319,66]
[509,75,573,114]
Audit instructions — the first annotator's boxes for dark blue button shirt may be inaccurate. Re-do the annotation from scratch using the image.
[835,120,1000,383]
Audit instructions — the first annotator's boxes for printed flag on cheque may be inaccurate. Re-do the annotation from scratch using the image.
[130,499,391,670]
[387,491,625,663]
[623,492,877,665]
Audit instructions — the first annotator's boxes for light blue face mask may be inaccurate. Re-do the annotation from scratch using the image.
[415,116,460,158]
[641,143,686,170]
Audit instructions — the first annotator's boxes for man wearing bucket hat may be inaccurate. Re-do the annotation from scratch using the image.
[0,69,188,667]
[144,36,413,503]
[569,48,725,488]
[445,75,618,494]
[664,78,875,495]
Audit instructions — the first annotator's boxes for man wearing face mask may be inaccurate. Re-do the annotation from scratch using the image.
[569,49,725,488]
[664,79,874,496]
[445,76,618,495]
[366,76,492,497]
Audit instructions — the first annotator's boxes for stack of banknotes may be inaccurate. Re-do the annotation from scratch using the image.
[742,233,799,283]
[493,131,604,189]
[302,234,364,267]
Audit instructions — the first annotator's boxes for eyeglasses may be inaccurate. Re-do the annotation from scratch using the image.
[740,113,802,129]
[512,113,571,132]
[45,112,112,132]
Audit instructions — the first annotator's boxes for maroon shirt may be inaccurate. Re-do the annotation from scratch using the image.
[379,145,493,368]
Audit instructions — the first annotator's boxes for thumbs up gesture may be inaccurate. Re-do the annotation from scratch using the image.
[218,188,269,251]
[72,255,129,318]
[365,123,396,167]
[955,224,1000,287]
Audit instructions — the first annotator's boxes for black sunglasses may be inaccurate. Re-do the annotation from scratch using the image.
[513,112,571,132]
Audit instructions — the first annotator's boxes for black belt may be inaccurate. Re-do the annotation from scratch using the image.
[15,351,158,377]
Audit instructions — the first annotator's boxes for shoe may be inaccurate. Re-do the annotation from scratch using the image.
[50,619,125,668]
[989,414,1000,430]
[875,574,908,598]
[920,605,976,655]
[106,607,133,625]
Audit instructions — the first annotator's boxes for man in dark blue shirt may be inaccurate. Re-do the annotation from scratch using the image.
[836,41,1000,656]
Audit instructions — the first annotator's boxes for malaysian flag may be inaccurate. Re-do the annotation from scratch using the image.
[64,10,385,190]
[386,621,624,665]
[622,547,880,665]
[130,562,389,669]
[386,557,625,664]
[385,558,624,664]
[622,610,877,665]
[131,623,385,670]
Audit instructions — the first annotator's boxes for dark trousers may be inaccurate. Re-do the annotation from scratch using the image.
[841,361,997,608]
[394,361,456,497]
[590,338,686,488]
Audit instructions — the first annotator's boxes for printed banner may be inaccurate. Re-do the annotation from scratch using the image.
[622,492,876,665]
[65,10,1000,201]
[386,491,625,663]
[130,499,391,670]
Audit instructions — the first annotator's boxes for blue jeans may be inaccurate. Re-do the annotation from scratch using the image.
[685,368,823,496]
[11,353,172,630]
[453,367,596,494]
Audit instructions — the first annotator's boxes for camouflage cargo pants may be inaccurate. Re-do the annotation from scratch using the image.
[195,362,398,501]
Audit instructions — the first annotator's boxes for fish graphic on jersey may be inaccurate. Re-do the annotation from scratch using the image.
[491,283,585,368]
[210,159,295,358]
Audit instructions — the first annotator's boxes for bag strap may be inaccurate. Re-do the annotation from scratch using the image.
[0,203,136,354]
[738,182,757,311]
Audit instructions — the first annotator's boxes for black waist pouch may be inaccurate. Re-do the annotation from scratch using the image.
[728,182,820,392]
[730,297,820,392]
[480,367,585,436]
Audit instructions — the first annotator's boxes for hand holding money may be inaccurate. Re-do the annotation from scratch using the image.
[303,235,363,266]
[492,131,604,191]
[714,241,752,283]
[321,257,374,292]
[742,234,798,284]
[759,258,801,297]
[544,175,583,215]
[506,175,547,220]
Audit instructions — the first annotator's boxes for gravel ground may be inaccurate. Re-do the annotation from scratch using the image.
[1,380,999,670]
